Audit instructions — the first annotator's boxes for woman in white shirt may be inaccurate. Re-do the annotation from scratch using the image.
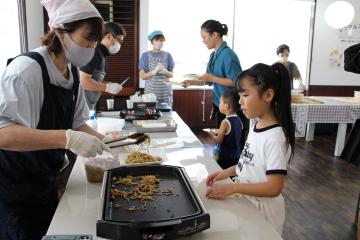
[0,0,111,239]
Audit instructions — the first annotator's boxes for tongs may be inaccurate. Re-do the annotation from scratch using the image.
[105,133,149,148]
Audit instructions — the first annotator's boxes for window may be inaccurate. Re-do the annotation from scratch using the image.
[0,1,21,74]
[141,0,234,86]
[234,0,313,87]
[141,0,314,87]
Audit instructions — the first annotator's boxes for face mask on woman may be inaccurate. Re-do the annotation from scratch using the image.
[57,32,95,67]
[153,40,163,50]
[109,41,121,55]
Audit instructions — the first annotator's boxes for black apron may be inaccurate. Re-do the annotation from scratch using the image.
[0,52,79,240]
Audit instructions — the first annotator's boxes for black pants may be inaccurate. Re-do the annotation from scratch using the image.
[0,188,58,240]
[213,104,249,148]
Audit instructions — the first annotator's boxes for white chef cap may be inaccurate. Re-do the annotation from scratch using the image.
[41,0,103,29]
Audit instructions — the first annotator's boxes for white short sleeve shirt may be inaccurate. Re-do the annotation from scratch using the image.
[0,47,89,129]
[236,121,291,183]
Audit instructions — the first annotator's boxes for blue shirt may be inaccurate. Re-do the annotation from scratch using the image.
[206,41,242,106]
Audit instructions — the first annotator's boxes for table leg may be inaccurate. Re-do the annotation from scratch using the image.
[306,123,315,141]
[334,123,347,157]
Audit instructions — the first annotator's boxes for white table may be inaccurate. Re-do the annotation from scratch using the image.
[47,112,282,240]
[292,97,360,156]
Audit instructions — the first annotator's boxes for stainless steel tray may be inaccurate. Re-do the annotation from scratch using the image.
[133,119,178,133]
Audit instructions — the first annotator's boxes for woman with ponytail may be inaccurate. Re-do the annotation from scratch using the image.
[205,63,295,235]
[183,20,241,123]
[183,19,248,149]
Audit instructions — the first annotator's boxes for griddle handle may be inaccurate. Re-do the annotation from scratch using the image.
[131,219,182,229]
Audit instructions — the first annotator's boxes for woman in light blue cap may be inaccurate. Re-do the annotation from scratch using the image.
[139,30,175,106]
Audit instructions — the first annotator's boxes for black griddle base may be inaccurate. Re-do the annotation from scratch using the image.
[97,165,210,240]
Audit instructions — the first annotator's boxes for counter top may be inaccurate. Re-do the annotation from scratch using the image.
[47,112,282,240]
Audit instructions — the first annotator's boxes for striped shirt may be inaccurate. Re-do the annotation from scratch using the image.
[139,50,175,105]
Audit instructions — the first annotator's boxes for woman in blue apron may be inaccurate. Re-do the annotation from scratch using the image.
[183,20,248,146]
[0,0,110,239]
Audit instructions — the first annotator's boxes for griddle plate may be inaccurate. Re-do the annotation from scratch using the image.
[104,165,201,223]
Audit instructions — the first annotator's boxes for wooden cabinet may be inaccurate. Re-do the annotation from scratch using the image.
[173,90,216,128]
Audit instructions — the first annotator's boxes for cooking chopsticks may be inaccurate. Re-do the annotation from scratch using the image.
[105,133,148,149]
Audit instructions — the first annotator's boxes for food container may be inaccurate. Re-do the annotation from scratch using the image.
[133,119,178,133]
[354,91,360,100]
[118,148,167,165]
[84,156,120,183]
[120,109,161,121]
[291,93,304,103]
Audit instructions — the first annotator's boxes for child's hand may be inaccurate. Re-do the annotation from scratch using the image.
[206,184,235,199]
[206,170,228,187]
[209,129,218,137]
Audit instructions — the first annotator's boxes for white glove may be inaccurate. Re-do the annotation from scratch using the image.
[151,63,164,76]
[102,134,113,144]
[106,83,123,94]
[65,129,112,158]
[158,68,173,78]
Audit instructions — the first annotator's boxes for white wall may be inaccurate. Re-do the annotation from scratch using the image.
[310,0,360,86]
[26,1,44,50]
[0,1,20,74]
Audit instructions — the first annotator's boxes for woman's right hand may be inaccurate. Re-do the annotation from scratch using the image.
[65,129,112,157]
[206,170,230,187]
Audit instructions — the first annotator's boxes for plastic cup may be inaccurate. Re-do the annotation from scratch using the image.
[126,99,133,109]
[106,99,114,110]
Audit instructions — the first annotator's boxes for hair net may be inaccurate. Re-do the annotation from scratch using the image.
[41,0,102,29]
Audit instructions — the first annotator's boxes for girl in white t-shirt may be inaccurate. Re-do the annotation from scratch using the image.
[206,63,295,235]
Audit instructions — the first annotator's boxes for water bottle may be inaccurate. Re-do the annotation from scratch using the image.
[86,110,98,130]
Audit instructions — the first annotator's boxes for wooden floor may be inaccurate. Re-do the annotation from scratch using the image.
[194,129,360,240]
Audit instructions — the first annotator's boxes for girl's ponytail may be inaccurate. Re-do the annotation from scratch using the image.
[270,63,295,158]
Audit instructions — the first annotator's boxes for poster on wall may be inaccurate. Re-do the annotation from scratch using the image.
[329,22,360,69]
[309,0,360,86]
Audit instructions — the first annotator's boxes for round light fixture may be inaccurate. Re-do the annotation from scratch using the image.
[324,1,355,29]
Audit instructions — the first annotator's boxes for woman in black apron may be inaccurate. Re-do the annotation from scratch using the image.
[0,0,108,239]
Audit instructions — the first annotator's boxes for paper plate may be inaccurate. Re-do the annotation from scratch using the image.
[118,149,167,166]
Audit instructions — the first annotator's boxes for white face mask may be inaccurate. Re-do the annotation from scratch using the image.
[153,40,163,50]
[280,56,288,62]
[57,32,95,67]
[109,41,121,55]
